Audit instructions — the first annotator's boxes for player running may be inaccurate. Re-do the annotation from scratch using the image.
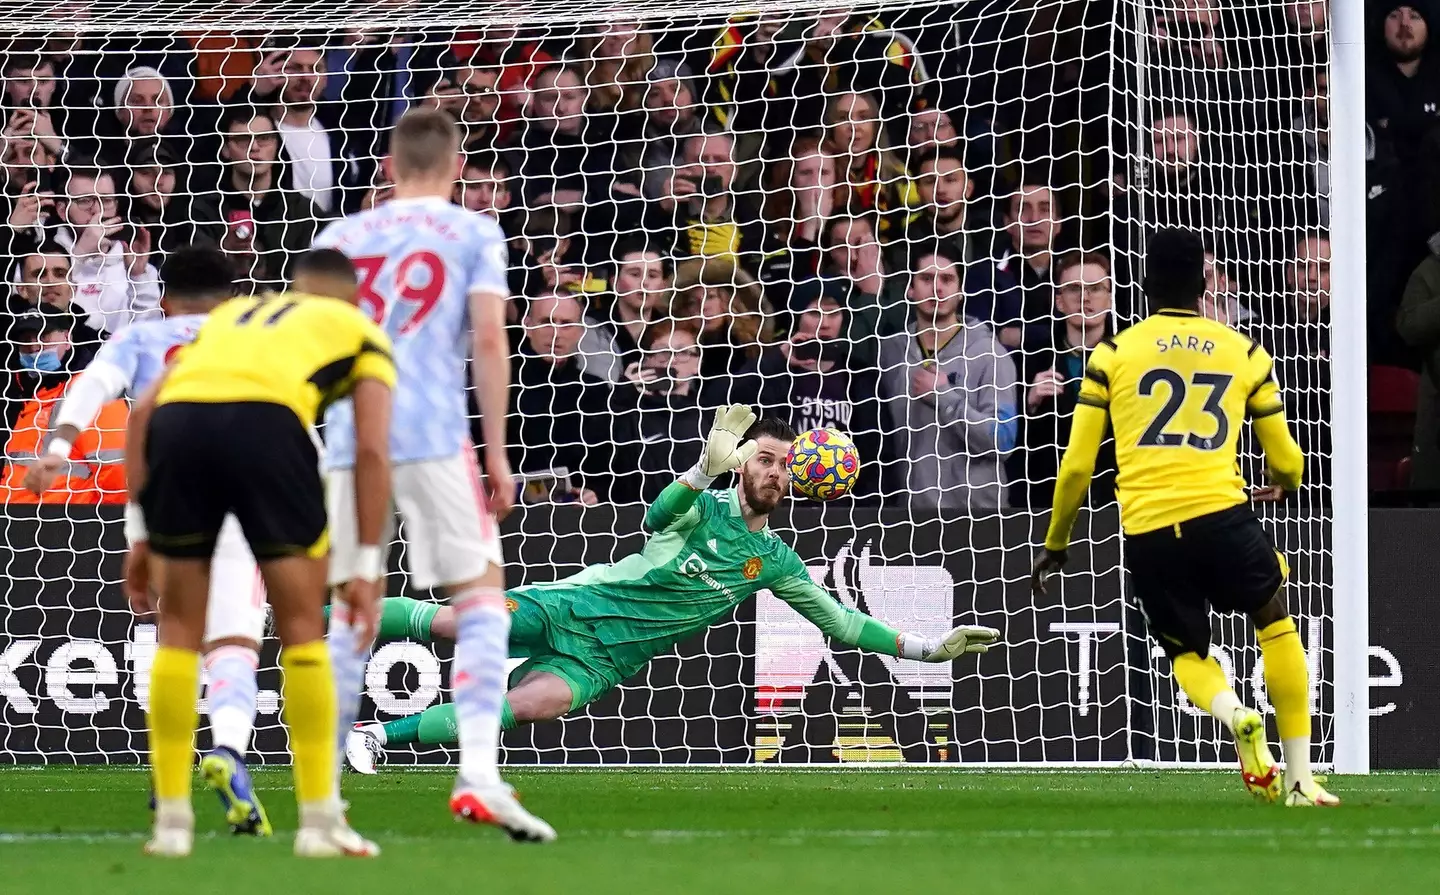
[1032,228,1338,807]
[311,108,552,841]
[125,253,394,857]
[343,407,1001,771]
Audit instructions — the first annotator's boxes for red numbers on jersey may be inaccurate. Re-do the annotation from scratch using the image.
[352,251,447,335]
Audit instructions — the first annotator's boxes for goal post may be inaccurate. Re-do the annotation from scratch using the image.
[0,1,1365,769]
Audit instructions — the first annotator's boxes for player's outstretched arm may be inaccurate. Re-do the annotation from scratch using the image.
[469,288,515,521]
[772,573,999,662]
[121,368,171,616]
[645,404,757,532]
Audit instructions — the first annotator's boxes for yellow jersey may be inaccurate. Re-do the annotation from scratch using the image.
[158,293,396,428]
[1074,309,1286,535]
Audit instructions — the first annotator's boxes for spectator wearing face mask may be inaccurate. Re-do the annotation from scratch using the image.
[1,310,124,503]
[723,280,884,498]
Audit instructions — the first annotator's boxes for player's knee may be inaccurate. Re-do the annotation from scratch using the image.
[1248,593,1289,630]
[507,678,574,724]
[204,636,259,654]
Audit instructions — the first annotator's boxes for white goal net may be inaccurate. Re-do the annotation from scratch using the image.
[0,0,1342,767]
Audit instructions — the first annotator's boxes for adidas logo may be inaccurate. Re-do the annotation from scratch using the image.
[707,538,718,552]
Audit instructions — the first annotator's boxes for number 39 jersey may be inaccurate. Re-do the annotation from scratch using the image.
[313,197,509,468]
[1077,308,1284,535]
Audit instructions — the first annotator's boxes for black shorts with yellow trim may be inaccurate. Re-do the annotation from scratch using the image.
[1124,503,1287,659]
[142,401,327,561]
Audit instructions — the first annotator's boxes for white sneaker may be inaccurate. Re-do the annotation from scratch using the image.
[449,780,556,843]
[345,723,385,775]
[293,817,380,857]
[144,801,194,857]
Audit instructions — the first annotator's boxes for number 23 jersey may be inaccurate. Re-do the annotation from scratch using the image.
[1078,308,1284,535]
[313,197,509,469]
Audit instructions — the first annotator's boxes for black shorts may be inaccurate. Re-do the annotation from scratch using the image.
[141,401,326,561]
[1125,504,1286,659]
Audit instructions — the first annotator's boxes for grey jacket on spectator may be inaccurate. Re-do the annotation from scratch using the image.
[1397,252,1440,487]
[877,320,1019,513]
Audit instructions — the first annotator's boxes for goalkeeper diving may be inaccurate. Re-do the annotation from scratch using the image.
[343,407,1000,771]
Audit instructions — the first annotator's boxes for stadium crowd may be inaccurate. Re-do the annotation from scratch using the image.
[0,2,1356,511]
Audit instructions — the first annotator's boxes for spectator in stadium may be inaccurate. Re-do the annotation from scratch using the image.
[909,81,1000,199]
[756,135,836,304]
[600,244,671,373]
[1151,0,1226,69]
[456,152,512,219]
[50,164,162,334]
[0,309,126,504]
[724,279,884,498]
[821,214,909,369]
[1267,230,1332,494]
[1368,2,1440,165]
[577,21,654,116]
[703,15,795,150]
[1397,241,1440,488]
[656,130,765,269]
[1202,249,1250,325]
[782,12,925,128]
[994,180,1064,349]
[904,151,1020,337]
[268,44,346,215]
[0,131,58,201]
[672,255,774,386]
[638,58,704,202]
[1295,67,1330,227]
[878,243,1019,513]
[2,55,69,160]
[6,242,104,356]
[1009,251,1117,509]
[421,54,505,154]
[608,319,707,503]
[820,90,908,237]
[124,142,205,253]
[174,105,321,291]
[87,66,187,171]
[510,291,615,504]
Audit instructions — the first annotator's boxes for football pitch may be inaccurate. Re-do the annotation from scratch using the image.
[3,768,1439,895]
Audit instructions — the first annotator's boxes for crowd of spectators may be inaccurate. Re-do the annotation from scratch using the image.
[0,4,1348,511]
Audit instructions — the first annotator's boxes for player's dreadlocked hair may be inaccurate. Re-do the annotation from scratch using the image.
[744,417,797,444]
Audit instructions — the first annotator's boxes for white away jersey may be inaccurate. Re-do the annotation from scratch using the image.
[91,313,207,396]
[314,197,509,467]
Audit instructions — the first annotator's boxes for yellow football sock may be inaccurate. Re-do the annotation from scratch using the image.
[147,646,201,801]
[280,640,338,805]
[1172,652,1242,730]
[1259,618,1310,742]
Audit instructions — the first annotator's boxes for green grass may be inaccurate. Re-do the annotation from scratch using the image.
[2,768,1439,894]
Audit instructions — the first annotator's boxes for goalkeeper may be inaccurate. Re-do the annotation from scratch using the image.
[344,408,999,772]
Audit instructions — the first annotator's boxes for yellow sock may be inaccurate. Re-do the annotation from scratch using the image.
[147,646,200,801]
[1172,652,1243,730]
[1259,618,1310,742]
[280,640,338,805]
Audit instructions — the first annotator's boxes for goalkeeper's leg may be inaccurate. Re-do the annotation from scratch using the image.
[347,670,578,770]
[326,595,454,642]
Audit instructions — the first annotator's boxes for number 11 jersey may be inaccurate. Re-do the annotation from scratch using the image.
[1077,308,1285,535]
[313,196,509,468]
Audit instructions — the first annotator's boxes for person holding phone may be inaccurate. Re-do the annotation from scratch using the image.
[50,164,161,335]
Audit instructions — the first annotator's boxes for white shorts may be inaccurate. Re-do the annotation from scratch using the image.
[326,451,503,590]
[204,514,266,644]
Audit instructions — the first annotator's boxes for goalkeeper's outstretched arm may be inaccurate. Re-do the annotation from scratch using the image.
[645,404,758,533]
[771,573,998,662]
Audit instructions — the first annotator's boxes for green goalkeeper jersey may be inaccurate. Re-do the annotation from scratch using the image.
[511,482,904,674]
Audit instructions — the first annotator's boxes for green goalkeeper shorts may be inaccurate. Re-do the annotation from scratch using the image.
[504,587,629,710]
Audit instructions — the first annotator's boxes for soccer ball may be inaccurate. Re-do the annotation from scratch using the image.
[786,428,861,500]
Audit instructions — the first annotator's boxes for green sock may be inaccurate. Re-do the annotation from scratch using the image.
[382,700,516,747]
[379,597,440,642]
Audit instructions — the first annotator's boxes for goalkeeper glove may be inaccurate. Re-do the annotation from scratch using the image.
[900,625,1001,662]
[683,404,758,487]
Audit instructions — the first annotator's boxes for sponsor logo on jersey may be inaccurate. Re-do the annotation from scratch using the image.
[679,552,709,576]
[743,557,763,580]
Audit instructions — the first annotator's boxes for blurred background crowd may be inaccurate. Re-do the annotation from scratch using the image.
[0,1,1385,513]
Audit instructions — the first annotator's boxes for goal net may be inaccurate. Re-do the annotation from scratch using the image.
[0,0,1338,766]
